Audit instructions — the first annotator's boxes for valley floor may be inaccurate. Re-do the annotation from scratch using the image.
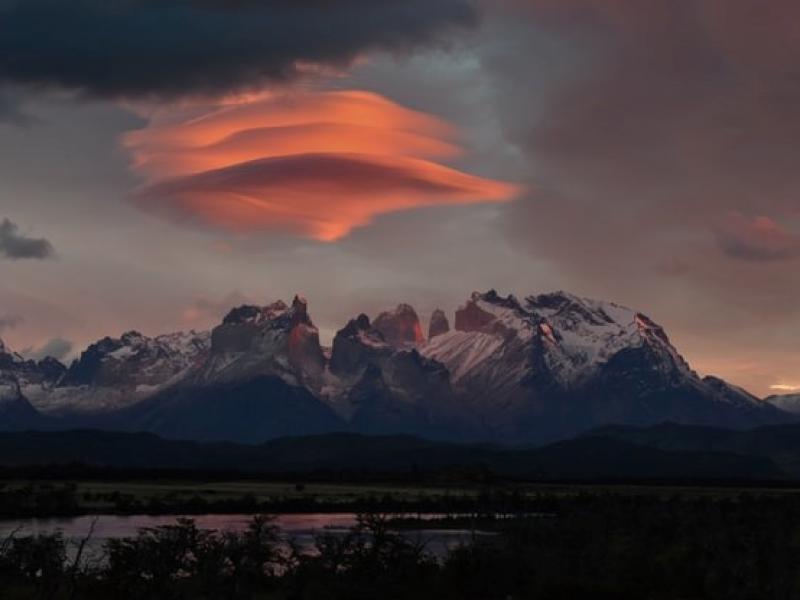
[5,477,800,519]
[3,486,800,599]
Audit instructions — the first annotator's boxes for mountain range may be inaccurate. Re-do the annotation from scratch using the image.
[0,290,794,445]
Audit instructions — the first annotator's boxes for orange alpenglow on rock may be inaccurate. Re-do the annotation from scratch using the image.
[373,303,426,347]
[125,90,520,241]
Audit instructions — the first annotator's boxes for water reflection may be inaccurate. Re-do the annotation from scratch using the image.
[0,513,496,563]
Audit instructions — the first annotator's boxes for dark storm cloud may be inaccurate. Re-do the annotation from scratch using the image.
[0,218,55,259]
[0,89,32,125]
[0,0,477,99]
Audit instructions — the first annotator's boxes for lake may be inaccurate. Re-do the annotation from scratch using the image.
[0,513,495,563]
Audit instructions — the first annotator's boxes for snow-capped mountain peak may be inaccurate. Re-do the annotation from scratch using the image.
[454,290,535,339]
[0,336,67,391]
[423,289,694,390]
[198,296,325,387]
[524,292,693,385]
[61,328,210,388]
[18,328,210,416]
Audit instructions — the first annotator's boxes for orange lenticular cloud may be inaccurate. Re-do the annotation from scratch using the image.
[125,90,520,241]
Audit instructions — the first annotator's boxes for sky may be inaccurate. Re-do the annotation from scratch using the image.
[0,0,798,397]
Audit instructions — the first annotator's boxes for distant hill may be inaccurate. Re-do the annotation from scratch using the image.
[0,428,781,481]
[586,422,800,477]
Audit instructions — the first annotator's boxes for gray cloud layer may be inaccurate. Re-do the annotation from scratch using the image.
[0,218,55,259]
[492,1,800,259]
[0,89,33,125]
[0,0,476,99]
[0,313,23,331]
[23,337,73,361]
[462,0,800,391]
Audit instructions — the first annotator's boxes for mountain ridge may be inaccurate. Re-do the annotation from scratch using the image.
[0,289,792,444]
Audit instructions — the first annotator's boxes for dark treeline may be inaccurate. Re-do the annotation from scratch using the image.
[5,477,800,520]
[0,483,548,519]
[4,492,800,599]
[2,461,796,487]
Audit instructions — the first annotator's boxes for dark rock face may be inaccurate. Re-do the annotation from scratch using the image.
[213,303,289,354]
[329,314,386,376]
[0,372,44,430]
[428,309,450,339]
[205,296,325,386]
[0,338,66,387]
[329,311,466,439]
[0,338,59,429]
[454,291,517,336]
[118,376,344,444]
[373,304,424,347]
[344,351,466,439]
[36,357,68,382]
[61,330,208,388]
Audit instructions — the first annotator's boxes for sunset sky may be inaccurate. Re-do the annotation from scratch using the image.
[1,0,799,397]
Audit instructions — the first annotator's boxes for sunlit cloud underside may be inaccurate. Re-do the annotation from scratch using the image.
[125,90,519,241]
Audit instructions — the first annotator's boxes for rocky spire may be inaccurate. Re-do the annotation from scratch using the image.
[372,303,424,347]
[428,309,450,339]
[329,314,388,375]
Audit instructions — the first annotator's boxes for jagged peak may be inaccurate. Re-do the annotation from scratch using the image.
[291,294,308,313]
[525,291,634,324]
[222,301,287,325]
[119,331,148,347]
[394,302,418,314]
[373,303,424,347]
[523,292,679,352]
[221,296,316,330]
[79,329,208,355]
[155,329,207,341]
[526,290,581,310]
[428,308,450,339]
[470,289,522,309]
[335,314,387,350]
[436,288,694,388]
[461,289,673,338]
[339,314,375,336]
[329,314,389,376]
[121,329,144,338]
[456,290,530,336]
[633,312,671,345]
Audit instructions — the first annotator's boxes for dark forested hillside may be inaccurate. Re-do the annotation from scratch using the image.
[0,428,783,481]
